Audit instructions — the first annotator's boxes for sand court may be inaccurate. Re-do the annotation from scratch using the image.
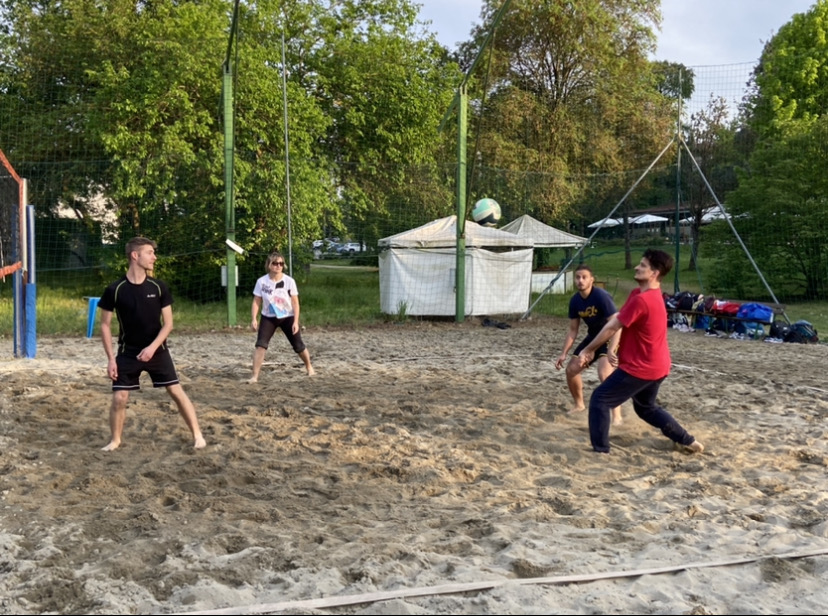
[1,319,827,614]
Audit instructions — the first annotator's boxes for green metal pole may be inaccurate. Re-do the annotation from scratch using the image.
[674,69,683,294]
[281,30,293,277]
[436,0,513,322]
[455,86,468,322]
[223,63,237,326]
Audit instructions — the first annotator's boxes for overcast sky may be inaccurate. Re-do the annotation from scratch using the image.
[417,0,818,66]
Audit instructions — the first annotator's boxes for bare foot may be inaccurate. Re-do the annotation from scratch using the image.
[101,440,120,452]
[567,405,586,415]
[612,407,623,426]
[194,436,207,450]
[246,377,258,384]
[307,366,316,376]
[684,440,704,454]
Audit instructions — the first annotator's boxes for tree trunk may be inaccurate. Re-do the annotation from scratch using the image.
[688,222,701,271]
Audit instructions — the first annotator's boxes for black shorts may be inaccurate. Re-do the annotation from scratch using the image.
[113,347,180,391]
[573,337,609,368]
[255,315,306,354]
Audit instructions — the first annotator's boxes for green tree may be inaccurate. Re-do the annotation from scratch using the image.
[457,0,675,236]
[651,60,694,101]
[704,116,828,300]
[679,95,741,270]
[232,1,336,257]
[0,0,459,298]
[294,0,461,245]
[0,0,325,297]
[0,0,115,222]
[746,0,828,137]
[707,0,828,301]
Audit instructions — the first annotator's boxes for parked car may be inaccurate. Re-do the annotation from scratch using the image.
[317,242,342,259]
[337,241,365,254]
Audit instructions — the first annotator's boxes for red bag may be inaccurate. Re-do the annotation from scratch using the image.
[712,300,740,315]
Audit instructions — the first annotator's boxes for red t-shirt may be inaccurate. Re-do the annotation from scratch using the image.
[616,288,671,380]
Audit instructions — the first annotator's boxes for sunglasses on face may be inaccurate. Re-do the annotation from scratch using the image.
[271,261,285,267]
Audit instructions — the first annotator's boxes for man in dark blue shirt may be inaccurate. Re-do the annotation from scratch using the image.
[555,264,622,424]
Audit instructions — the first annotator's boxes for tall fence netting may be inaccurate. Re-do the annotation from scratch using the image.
[1,25,825,336]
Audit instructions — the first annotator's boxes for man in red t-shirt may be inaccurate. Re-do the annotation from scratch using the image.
[578,249,704,454]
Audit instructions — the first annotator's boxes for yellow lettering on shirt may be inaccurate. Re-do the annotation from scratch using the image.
[579,306,599,319]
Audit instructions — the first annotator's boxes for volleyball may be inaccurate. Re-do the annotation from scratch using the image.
[471,198,501,227]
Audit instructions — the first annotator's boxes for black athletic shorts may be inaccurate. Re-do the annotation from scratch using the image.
[112,347,180,391]
[573,336,610,368]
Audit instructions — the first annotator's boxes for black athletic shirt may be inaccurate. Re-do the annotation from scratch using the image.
[98,276,173,354]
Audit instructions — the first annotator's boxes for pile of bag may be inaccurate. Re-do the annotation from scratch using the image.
[767,319,819,344]
[664,291,705,331]
[664,290,820,344]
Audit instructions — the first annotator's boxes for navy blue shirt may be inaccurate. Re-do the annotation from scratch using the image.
[568,287,617,338]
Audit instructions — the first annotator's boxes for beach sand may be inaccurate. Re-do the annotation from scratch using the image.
[1,319,827,614]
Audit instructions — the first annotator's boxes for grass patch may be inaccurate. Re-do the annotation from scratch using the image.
[0,264,387,338]
[780,300,828,335]
[2,252,827,339]
[299,265,384,326]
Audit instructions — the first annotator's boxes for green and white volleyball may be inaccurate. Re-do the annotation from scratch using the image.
[471,198,501,227]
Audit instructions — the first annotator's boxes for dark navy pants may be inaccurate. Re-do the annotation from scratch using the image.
[589,368,695,453]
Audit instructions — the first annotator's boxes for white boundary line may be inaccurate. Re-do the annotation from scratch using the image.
[176,547,828,615]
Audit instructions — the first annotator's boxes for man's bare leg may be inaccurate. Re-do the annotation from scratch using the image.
[564,357,585,413]
[299,349,316,376]
[102,390,129,451]
[248,346,266,383]
[597,357,623,425]
[167,384,206,449]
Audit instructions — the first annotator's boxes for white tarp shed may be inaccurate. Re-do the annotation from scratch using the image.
[378,216,533,316]
[500,214,587,247]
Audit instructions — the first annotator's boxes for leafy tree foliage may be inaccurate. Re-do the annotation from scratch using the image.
[746,0,828,137]
[651,60,694,101]
[677,95,742,269]
[291,0,460,244]
[703,116,828,300]
[0,0,460,298]
[707,0,828,301]
[457,0,675,231]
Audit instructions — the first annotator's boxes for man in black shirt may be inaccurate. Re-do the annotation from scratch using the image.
[98,237,206,451]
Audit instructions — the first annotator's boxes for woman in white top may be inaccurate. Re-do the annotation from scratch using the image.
[249,251,315,381]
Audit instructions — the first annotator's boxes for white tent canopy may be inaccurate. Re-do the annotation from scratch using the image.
[631,214,668,224]
[680,207,732,224]
[702,207,730,223]
[378,216,533,316]
[589,214,671,228]
[587,217,621,228]
[379,215,530,249]
[500,214,587,248]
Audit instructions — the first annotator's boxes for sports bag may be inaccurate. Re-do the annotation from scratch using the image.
[784,320,819,344]
[769,319,791,340]
[711,300,740,316]
[736,303,774,323]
